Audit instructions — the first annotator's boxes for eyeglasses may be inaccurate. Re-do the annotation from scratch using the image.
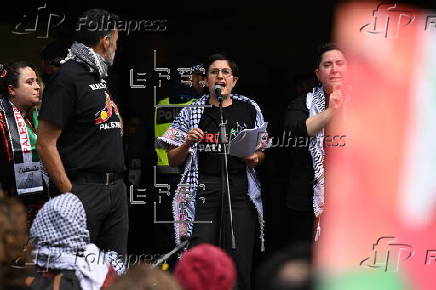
[208,68,232,77]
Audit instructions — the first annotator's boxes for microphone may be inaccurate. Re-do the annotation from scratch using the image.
[214,84,223,102]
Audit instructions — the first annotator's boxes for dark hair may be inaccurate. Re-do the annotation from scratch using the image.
[0,61,37,98]
[75,9,119,48]
[40,41,69,65]
[314,42,343,68]
[205,53,239,77]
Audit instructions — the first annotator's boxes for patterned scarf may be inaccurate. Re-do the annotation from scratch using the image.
[157,94,271,252]
[61,42,110,80]
[30,193,126,289]
[0,98,46,195]
[306,86,326,218]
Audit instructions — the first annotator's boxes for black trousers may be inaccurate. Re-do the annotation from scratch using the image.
[190,173,257,290]
[72,179,129,256]
[285,208,314,246]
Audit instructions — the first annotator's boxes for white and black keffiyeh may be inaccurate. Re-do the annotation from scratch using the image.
[61,42,109,80]
[306,86,326,218]
[31,193,125,289]
[31,193,89,255]
[156,94,271,252]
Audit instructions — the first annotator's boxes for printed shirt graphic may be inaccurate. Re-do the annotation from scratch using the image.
[197,99,256,174]
[197,121,247,153]
[95,92,122,131]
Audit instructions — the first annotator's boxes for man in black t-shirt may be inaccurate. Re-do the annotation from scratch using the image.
[37,9,128,256]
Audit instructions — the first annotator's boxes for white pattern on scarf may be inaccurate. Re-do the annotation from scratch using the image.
[306,86,326,217]
[61,42,109,80]
[31,193,126,289]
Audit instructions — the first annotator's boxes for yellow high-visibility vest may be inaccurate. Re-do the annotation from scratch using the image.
[155,97,196,169]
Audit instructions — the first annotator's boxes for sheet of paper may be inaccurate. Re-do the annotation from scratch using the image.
[227,122,268,158]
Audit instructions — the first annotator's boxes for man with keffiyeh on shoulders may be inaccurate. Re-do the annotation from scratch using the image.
[37,9,128,257]
[157,53,271,290]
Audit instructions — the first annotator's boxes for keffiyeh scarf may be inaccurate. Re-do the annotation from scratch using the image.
[61,42,110,80]
[156,94,270,252]
[31,193,125,290]
[306,86,326,218]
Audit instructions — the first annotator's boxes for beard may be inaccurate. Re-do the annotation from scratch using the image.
[105,47,116,65]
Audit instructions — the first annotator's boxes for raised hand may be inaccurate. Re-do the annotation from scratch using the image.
[329,85,344,110]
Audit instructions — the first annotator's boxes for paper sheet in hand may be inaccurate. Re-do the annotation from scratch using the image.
[228,122,268,157]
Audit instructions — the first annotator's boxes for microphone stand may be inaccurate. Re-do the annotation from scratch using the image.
[217,95,236,250]
[151,238,191,269]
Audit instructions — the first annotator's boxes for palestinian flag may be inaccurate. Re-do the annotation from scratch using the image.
[317,3,436,290]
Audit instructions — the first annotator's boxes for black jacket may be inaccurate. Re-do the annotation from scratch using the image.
[284,95,314,211]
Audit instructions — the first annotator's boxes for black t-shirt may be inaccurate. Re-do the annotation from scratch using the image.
[197,98,256,175]
[39,60,125,175]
